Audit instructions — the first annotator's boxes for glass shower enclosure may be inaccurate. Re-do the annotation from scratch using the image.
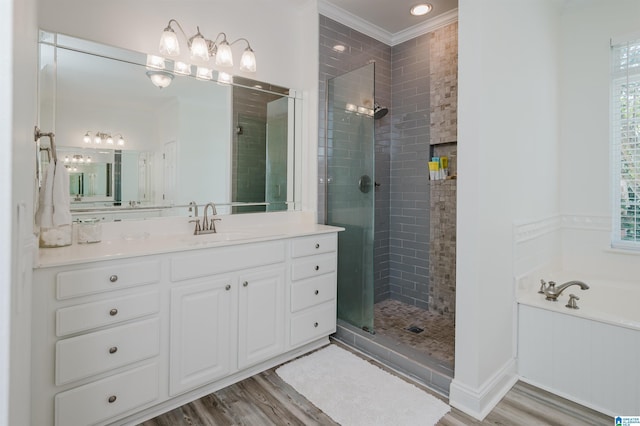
[325,63,376,332]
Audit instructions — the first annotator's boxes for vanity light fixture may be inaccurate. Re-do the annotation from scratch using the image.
[410,3,433,16]
[82,131,125,146]
[158,19,257,72]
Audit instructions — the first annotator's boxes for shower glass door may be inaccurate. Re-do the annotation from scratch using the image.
[326,64,375,332]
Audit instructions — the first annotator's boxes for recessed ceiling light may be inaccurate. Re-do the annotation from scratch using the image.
[333,44,346,53]
[410,3,432,16]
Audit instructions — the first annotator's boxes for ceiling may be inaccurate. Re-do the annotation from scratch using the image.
[320,0,458,45]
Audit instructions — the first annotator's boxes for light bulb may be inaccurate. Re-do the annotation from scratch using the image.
[146,71,174,89]
[239,47,256,72]
[117,136,125,146]
[190,30,210,61]
[83,132,91,144]
[94,134,102,144]
[215,40,233,68]
[106,135,114,145]
[159,27,180,56]
[86,156,92,163]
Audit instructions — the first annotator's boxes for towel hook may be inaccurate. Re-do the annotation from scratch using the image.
[34,126,57,163]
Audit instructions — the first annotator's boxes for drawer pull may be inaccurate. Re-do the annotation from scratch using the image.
[314,289,319,295]
[109,346,118,354]
[109,275,118,283]
[108,395,117,403]
[314,265,319,271]
[225,284,231,291]
[315,243,320,249]
[243,281,248,287]
[109,308,118,316]
[314,322,319,328]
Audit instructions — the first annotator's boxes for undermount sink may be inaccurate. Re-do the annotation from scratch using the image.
[180,231,284,246]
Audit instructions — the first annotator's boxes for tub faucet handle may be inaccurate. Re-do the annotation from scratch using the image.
[565,294,580,310]
[538,279,547,294]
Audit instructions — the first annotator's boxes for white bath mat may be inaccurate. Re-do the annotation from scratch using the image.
[276,344,450,426]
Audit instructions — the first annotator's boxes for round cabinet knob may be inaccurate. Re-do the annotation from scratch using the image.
[314,290,319,295]
[108,395,117,403]
[225,284,231,291]
[314,265,320,271]
[243,281,248,287]
[109,308,118,316]
[109,346,118,354]
[315,243,320,249]
[109,275,118,283]
[314,322,319,328]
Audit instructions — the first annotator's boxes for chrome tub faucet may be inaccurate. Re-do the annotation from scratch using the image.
[539,279,589,301]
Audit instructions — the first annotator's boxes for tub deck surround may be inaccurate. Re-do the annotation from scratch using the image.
[517,272,640,416]
[36,211,342,267]
[31,211,342,425]
[516,271,640,331]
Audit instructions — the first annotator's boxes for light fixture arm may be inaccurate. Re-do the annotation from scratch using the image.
[230,37,252,49]
[165,19,189,42]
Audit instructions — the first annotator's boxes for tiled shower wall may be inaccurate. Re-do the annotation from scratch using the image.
[319,16,458,309]
[318,15,392,301]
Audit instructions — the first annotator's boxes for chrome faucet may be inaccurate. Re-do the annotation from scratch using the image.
[200,202,221,234]
[539,279,589,301]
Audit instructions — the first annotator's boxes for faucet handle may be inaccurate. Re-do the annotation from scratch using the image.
[189,218,201,235]
[538,279,547,294]
[548,281,556,288]
[566,294,580,309]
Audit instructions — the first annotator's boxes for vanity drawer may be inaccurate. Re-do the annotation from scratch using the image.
[56,317,160,386]
[290,302,336,347]
[56,291,160,337]
[55,362,159,426]
[171,240,285,282]
[291,234,337,258]
[56,260,161,300]
[291,253,336,281]
[290,274,336,313]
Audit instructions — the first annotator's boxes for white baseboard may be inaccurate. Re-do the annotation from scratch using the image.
[449,358,518,420]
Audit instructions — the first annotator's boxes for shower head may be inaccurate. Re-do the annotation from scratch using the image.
[373,103,388,120]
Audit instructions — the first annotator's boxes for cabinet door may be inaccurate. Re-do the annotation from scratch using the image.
[238,267,285,369]
[169,276,234,396]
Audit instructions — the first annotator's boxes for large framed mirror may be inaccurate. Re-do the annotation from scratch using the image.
[37,31,302,221]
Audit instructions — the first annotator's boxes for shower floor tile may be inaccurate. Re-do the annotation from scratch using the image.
[374,299,455,366]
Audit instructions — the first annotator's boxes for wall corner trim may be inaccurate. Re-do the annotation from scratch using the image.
[449,358,518,421]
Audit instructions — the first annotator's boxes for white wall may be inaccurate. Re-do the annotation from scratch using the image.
[7,0,38,424]
[0,0,12,423]
[452,0,561,419]
[559,0,640,278]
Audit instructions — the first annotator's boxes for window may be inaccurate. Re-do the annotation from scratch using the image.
[611,36,640,249]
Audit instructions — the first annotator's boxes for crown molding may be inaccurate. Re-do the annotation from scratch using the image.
[391,8,458,45]
[318,0,393,45]
[318,0,458,47]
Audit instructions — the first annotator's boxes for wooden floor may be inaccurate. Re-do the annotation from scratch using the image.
[140,344,611,426]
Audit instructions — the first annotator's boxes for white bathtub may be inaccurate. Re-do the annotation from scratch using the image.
[517,273,640,416]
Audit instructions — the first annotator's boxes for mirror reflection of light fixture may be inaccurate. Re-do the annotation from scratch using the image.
[64,154,91,164]
[82,131,125,146]
[217,71,233,85]
[196,66,213,81]
[158,19,256,72]
[146,70,174,89]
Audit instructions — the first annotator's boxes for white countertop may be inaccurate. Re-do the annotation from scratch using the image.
[36,212,343,268]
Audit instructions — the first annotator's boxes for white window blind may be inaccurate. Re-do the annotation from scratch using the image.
[612,38,640,249]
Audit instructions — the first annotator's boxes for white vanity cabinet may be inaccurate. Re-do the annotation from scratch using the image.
[32,228,340,426]
[31,257,163,426]
[289,234,338,347]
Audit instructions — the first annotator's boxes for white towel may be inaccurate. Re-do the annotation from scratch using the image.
[36,161,71,229]
[35,162,55,229]
[52,162,71,226]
